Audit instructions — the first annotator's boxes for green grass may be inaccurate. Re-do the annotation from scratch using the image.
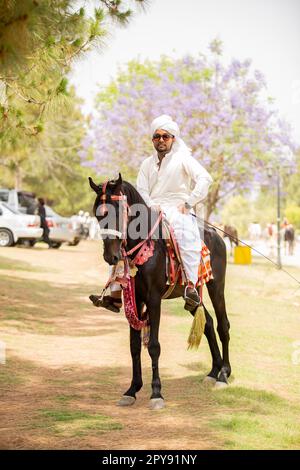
[0,255,56,273]
[0,364,24,386]
[54,394,82,403]
[45,378,73,386]
[209,386,300,449]
[0,274,94,334]
[211,410,300,450]
[165,259,300,450]
[37,409,123,437]
[0,357,36,388]
[1,250,300,449]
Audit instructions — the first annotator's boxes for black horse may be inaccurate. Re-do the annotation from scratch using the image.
[89,174,231,409]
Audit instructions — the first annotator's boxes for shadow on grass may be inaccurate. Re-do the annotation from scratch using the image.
[0,355,125,449]
[164,373,300,450]
[208,385,300,449]
[0,255,57,273]
[0,274,122,336]
[1,353,300,450]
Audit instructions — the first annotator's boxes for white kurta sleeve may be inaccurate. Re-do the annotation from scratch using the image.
[136,159,155,207]
[183,155,213,207]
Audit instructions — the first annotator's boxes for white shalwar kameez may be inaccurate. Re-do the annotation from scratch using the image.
[136,146,212,285]
[110,114,212,291]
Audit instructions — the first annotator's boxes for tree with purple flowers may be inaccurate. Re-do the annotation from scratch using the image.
[81,39,297,217]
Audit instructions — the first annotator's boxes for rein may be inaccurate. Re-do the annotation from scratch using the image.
[97,180,156,337]
[99,181,163,259]
[125,211,163,257]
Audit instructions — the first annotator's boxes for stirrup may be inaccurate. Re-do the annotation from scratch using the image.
[183,285,200,312]
[89,294,122,313]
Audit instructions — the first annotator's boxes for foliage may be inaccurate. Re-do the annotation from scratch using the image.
[0,0,148,141]
[284,150,300,208]
[81,40,298,217]
[285,205,300,230]
[221,195,254,237]
[0,85,97,215]
[220,190,287,237]
[0,0,148,213]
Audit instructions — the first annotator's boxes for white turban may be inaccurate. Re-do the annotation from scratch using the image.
[150,114,180,138]
[150,114,191,155]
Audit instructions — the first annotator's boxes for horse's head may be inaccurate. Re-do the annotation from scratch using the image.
[89,173,126,265]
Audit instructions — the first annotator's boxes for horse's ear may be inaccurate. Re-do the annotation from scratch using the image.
[114,173,122,186]
[110,173,123,192]
[88,177,101,194]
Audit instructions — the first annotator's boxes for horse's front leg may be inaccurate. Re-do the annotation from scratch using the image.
[147,296,165,410]
[118,297,144,407]
[118,326,142,407]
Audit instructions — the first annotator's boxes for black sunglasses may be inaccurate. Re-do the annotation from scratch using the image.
[152,133,174,142]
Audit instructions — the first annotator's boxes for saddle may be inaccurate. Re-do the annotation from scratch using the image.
[90,216,213,314]
[161,218,213,299]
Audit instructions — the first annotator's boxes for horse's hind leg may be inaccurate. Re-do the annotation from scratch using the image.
[118,326,143,406]
[207,280,231,386]
[202,305,223,384]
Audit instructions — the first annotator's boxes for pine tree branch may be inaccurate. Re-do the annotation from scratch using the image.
[5,81,45,106]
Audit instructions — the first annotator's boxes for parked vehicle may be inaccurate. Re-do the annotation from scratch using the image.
[0,189,80,248]
[44,206,80,248]
[0,202,42,247]
[0,189,37,214]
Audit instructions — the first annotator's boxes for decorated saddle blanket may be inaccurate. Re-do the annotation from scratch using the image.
[161,218,213,290]
[106,218,213,337]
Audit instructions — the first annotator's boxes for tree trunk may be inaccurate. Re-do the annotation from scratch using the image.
[206,184,220,221]
[14,166,22,190]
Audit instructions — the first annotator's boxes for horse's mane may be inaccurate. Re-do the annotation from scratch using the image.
[92,180,148,216]
[121,181,148,207]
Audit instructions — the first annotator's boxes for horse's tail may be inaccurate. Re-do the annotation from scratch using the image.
[187,305,206,350]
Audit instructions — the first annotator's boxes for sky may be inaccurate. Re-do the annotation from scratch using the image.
[70,0,300,142]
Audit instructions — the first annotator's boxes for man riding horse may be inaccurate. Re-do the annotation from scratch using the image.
[92,114,212,311]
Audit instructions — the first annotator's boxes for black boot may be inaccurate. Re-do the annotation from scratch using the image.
[183,285,200,312]
[89,295,122,313]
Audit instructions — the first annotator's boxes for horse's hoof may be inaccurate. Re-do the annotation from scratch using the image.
[117,395,136,407]
[215,380,228,389]
[203,376,217,386]
[149,398,165,410]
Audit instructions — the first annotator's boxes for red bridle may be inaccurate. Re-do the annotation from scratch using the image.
[98,180,162,257]
[98,180,131,243]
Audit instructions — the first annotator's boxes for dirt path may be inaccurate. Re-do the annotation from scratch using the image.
[0,241,220,450]
[1,241,300,450]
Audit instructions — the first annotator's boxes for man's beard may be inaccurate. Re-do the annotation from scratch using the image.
[156,142,173,156]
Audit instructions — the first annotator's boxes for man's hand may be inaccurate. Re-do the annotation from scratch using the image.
[177,203,190,214]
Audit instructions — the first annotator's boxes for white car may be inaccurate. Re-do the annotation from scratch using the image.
[0,202,42,247]
[45,206,80,248]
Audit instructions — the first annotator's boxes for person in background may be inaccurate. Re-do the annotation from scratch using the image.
[266,221,277,257]
[37,198,52,248]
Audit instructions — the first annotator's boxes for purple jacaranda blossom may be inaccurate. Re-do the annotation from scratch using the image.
[254,70,267,87]
[230,91,244,109]
[81,51,298,214]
